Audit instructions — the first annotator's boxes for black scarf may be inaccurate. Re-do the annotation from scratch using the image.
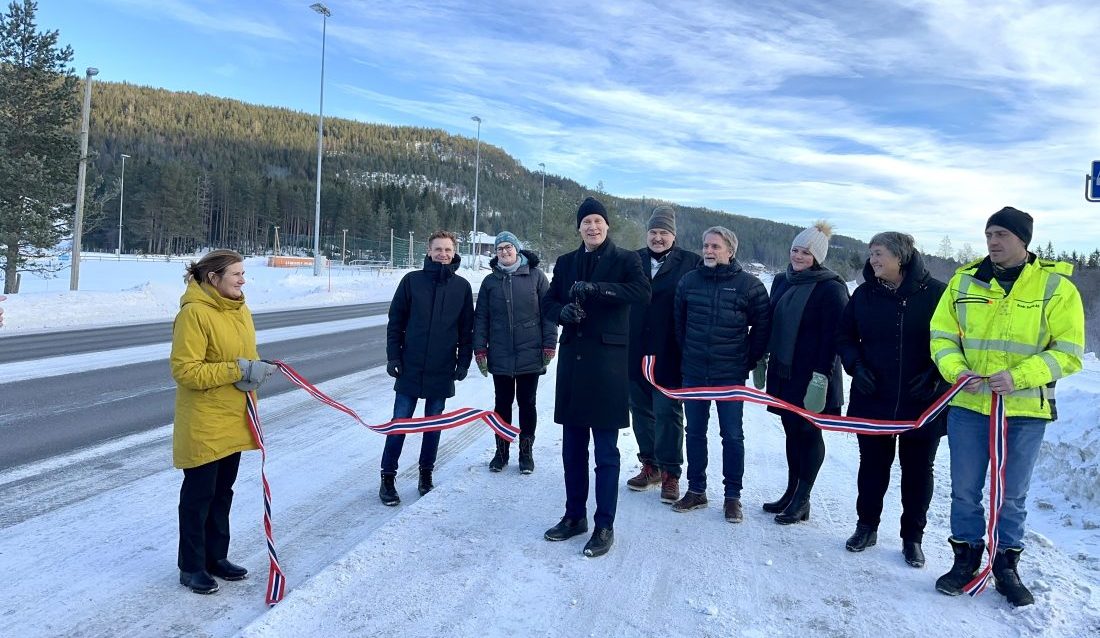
[577,239,610,282]
[768,264,843,379]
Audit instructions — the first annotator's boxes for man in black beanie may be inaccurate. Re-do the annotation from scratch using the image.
[625,205,700,504]
[541,195,650,557]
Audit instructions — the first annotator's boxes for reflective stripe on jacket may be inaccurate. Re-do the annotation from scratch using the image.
[929,255,1085,419]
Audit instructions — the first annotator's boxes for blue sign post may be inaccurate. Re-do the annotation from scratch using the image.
[1089,161,1100,202]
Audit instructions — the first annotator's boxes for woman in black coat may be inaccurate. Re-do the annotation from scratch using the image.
[835,233,947,568]
[763,221,849,525]
[474,231,557,474]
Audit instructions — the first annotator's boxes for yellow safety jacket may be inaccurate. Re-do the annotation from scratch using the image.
[930,254,1085,419]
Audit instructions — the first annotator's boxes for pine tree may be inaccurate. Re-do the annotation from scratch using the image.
[0,0,79,293]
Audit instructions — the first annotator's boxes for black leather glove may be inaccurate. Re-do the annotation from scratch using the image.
[852,364,877,396]
[560,302,587,324]
[569,281,599,302]
[908,367,944,402]
[454,367,469,381]
[386,360,401,378]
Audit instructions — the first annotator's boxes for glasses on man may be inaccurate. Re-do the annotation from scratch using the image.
[496,244,516,253]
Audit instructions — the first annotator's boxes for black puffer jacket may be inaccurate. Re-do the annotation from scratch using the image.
[474,250,557,376]
[386,253,474,399]
[628,245,702,387]
[836,250,949,424]
[765,269,849,414]
[674,259,771,384]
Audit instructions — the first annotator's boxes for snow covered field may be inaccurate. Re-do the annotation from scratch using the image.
[1,254,1098,637]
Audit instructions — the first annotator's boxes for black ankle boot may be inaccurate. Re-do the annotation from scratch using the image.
[903,541,925,568]
[179,570,219,594]
[935,537,985,596]
[774,482,811,525]
[544,517,588,541]
[379,471,400,506]
[518,436,535,474]
[489,437,510,472]
[845,523,878,552]
[418,468,434,496]
[207,558,248,581]
[993,548,1034,607]
[763,476,796,513]
[583,527,614,557]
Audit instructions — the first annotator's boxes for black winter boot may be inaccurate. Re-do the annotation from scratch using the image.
[379,472,400,506]
[774,481,811,525]
[417,468,434,496]
[179,570,219,594]
[763,471,797,513]
[489,437,510,472]
[935,538,985,596]
[993,548,1034,607]
[903,541,926,568]
[544,517,588,541]
[583,527,614,557]
[845,523,878,552]
[518,436,535,474]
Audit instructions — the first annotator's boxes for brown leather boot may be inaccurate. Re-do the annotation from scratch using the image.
[626,462,661,491]
[659,471,680,504]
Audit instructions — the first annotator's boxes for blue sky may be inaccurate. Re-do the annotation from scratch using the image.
[39,0,1100,254]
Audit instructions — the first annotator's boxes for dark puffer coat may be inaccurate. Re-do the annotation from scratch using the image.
[474,250,557,376]
[836,251,949,427]
[542,239,650,429]
[674,259,771,384]
[386,253,474,399]
[765,270,849,414]
[628,245,702,387]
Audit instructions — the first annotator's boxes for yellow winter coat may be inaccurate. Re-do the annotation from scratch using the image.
[170,280,260,469]
[930,255,1085,419]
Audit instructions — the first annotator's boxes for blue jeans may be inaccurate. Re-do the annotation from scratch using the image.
[562,425,621,529]
[947,406,1047,549]
[380,393,446,473]
[682,377,745,499]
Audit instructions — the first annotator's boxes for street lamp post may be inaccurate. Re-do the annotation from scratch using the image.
[70,67,99,291]
[341,228,347,265]
[273,225,280,255]
[117,153,130,260]
[538,162,545,253]
[471,115,481,268]
[310,2,331,276]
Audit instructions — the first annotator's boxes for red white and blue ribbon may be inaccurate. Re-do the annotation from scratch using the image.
[642,355,1005,597]
[243,360,519,605]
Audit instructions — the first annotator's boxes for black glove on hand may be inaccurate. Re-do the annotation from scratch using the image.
[235,358,278,392]
[386,360,401,378]
[560,302,587,324]
[569,281,599,302]
[454,367,469,381]
[852,364,877,396]
[908,367,944,402]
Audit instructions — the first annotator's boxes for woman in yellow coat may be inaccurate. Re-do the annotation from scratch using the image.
[171,249,276,594]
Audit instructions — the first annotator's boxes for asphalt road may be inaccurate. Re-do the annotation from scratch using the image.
[0,317,388,471]
[0,302,390,364]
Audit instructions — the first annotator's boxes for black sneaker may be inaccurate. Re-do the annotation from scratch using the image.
[179,570,219,594]
[544,517,588,541]
[583,527,614,557]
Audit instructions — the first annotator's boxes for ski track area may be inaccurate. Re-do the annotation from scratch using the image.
[1,255,1099,637]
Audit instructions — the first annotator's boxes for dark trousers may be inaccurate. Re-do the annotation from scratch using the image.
[855,428,942,541]
[562,425,621,529]
[628,378,685,476]
[178,452,241,572]
[381,393,446,473]
[492,373,540,438]
[780,412,825,487]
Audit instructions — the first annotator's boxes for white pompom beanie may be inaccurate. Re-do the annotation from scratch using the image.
[792,221,833,265]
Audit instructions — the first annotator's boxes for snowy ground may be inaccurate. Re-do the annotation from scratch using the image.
[1,255,1098,637]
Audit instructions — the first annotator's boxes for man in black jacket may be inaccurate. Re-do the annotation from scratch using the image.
[626,205,702,504]
[542,197,650,557]
[672,226,771,523]
[381,230,474,506]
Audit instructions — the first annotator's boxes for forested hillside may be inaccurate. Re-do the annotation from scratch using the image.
[78,82,872,274]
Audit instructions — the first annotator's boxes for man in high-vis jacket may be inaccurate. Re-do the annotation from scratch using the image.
[930,206,1084,607]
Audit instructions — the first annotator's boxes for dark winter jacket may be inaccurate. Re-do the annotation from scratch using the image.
[543,239,651,429]
[765,268,849,414]
[386,253,474,399]
[474,250,557,376]
[628,245,702,386]
[674,259,771,384]
[836,251,949,431]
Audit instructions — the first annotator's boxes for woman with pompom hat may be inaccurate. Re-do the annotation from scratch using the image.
[758,221,849,524]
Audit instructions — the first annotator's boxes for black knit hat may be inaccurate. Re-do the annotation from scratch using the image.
[986,206,1034,246]
[576,196,609,228]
